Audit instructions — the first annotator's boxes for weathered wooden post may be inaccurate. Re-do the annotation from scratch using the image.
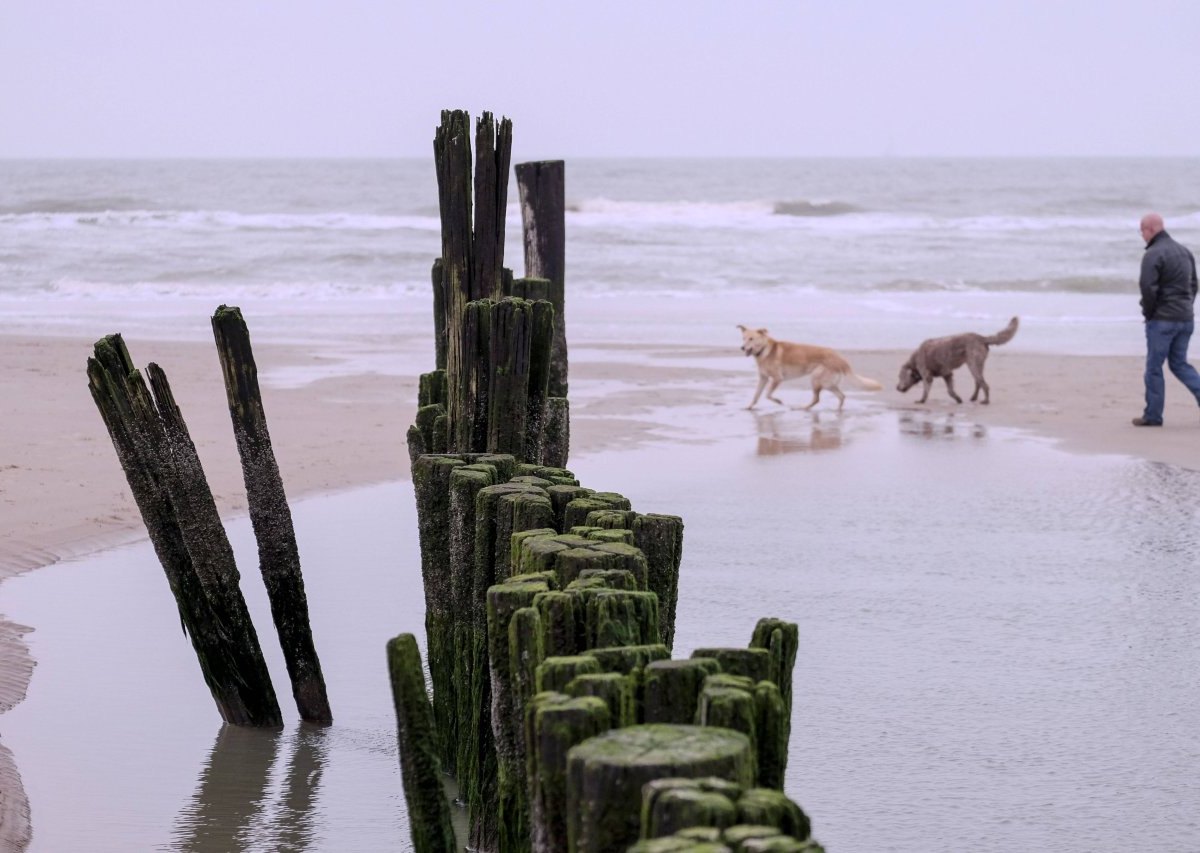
[88,335,281,726]
[526,692,611,853]
[566,725,756,852]
[387,634,459,853]
[515,160,567,398]
[212,305,332,726]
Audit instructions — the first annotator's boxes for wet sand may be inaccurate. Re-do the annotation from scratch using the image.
[4,322,1200,849]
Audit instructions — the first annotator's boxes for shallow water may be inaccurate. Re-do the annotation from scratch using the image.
[4,409,1200,851]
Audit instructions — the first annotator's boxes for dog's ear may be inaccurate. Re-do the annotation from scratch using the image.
[758,328,768,335]
[736,324,746,331]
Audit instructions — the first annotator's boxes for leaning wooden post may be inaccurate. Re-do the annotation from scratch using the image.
[88,335,281,726]
[387,634,459,853]
[212,305,332,725]
[515,160,567,397]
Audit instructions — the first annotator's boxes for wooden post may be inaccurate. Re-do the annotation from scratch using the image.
[566,724,755,853]
[212,306,332,726]
[387,634,459,853]
[526,693,610,853]
[473,112,513,301]
[87,334,281,726]
[515,160,567,397]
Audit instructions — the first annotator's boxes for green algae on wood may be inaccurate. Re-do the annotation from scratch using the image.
[633,513,684,651]
[586,590,660,650]
[691,648,772,686]
[386,634,458,853]
[566,724,755,853]
[735,789,812,842]
[526,693,610,853]
[533,591,579,658]
[565,672,636,729]
[750,618,799,716]
[644,658,722,725]
[212,306,332,725]
[645,788,738,839]
[536,654,603,694]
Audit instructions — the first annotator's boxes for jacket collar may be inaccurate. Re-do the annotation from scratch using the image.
[1146,230,1170,250]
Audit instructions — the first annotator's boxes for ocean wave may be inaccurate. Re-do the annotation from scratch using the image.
[0,209,442,232]
[773,200,862,217]
[0,196,151,215]
[33,277,429,301]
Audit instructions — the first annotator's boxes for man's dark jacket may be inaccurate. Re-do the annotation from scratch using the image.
[1140,230,1199,321]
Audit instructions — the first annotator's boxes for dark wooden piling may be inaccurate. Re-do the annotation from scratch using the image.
[432,258,448,370]
[536,655,603,694]
[473,112,514,302]
[526,693,610,853]
[565,672,636,728]
[387,634,459,853]
[644,658,722,725]
[750,618,799,715]
[88,334,281,727]
[634,514,684,651]
[487,298,533,457]
[211,305,332,725]
[691,648,772,686]
[645,788,738,839]
[566,724,755,853]
[515,160,567,398]
[487,579,551,853]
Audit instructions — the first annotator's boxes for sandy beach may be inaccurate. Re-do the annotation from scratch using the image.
[3,321,1200,849]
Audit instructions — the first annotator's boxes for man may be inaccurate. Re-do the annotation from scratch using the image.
[1132,212,1200,427]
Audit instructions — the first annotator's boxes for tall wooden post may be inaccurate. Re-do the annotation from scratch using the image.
[515,160,567,397]
[212,306,333,725]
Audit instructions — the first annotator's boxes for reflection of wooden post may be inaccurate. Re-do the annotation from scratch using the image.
[212,306,332,726]
[88,334,281,727]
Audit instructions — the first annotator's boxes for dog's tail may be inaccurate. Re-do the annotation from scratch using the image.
[846,372,883,391]
[983,316,1019,346]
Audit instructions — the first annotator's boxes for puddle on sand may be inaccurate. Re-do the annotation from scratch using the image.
[4,408,1200,852]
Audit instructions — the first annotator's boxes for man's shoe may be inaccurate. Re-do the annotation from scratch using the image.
[1132,417,1162,427]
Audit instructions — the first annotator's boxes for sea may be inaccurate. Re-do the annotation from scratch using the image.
[3,157,1199,353]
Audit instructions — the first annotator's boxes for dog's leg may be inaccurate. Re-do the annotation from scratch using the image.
[943,373,963,404]
[830,384,846,411]
[766,377,785,405]
[803,384,821,410]
[918,377,932,404]
[968,362,990,404]
[747,374,768,409]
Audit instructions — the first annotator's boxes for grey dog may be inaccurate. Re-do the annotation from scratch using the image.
[897,317,1019,404]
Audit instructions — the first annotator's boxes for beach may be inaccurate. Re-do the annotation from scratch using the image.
[3,313,1200,849]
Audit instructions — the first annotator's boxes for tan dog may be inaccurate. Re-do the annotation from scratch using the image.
[738,325,883,410]
[896,316,1019,404]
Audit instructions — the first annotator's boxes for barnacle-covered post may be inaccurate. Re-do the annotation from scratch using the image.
[88,334,281,726]
[212,305,332,725]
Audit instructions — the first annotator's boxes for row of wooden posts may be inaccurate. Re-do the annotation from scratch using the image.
[388,111,823,852]
[84,107,822,851]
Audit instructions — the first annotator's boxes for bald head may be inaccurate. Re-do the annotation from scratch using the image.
[1140,212,1165,243]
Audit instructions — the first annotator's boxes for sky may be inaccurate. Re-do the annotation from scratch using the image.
[2,0,1199,159]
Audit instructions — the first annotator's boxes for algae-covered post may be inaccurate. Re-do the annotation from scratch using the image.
[87,334,281,727]
[387,634,459,853]
[212,305,333,726]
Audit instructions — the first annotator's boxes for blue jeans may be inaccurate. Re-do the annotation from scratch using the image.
[1143,320,1200,423]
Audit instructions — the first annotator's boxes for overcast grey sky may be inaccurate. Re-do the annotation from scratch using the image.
[3,0,1198,159]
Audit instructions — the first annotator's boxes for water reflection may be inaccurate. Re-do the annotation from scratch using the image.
[897,409,987,441]
[753,410,843,455]
[171,724,325,852]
